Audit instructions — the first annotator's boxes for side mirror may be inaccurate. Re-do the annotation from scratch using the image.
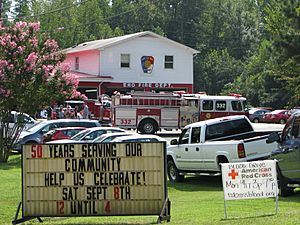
[266,132,280,143]
[170,139,178,145]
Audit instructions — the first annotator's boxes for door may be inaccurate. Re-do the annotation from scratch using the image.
[278,116,300,179]
[172,127,205,170]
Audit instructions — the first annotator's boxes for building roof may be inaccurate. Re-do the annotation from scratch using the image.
[64,31,199,54]
[70,71,113,82]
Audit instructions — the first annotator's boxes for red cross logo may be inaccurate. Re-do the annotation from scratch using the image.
[228,169,239,180]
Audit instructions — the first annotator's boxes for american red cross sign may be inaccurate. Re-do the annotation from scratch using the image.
[221,161,278,200]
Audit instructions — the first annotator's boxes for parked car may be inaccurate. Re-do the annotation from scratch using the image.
[13,119,102,152]
[248,108,271,123]
[92,132,138,143]
[0,111,37,131]
[262,109,290,124]
[111,134,168,144]
[47,127,127,143]
[267,112,300,196]
[42,127,86,143]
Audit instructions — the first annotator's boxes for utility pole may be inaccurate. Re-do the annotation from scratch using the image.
[0,0,3,24]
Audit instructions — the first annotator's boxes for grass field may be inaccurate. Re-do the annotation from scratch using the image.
[0,155,299,225]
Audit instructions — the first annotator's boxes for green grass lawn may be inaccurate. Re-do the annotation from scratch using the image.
[1,155,300,225]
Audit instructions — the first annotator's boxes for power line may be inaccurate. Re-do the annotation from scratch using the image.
[45,0,158,33]
[1,0,91,21]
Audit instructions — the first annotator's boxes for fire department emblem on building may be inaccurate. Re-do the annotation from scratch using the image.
[141,56,154,74]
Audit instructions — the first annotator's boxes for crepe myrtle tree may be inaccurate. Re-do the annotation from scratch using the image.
[0,21,85,162]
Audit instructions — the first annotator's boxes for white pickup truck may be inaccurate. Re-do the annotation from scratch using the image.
[167,115,278,182]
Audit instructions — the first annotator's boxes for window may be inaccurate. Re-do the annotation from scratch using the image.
[164,55,174,69]
[121,54,130,68]
[202,100,213,110]
[215,101,226,111]
[284,116,300,140]
[41,124,58,133]
[191,127,201,144]
[205,118,253,141]
[75,57,79,70]
[231,101,243,111]
[178,128,190,144]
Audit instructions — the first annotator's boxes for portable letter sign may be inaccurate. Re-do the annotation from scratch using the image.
[13,142,170,224]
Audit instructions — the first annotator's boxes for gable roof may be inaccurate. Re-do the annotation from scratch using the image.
[64,31,199,54]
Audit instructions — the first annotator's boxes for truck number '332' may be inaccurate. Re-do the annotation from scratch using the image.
[120,119,132,125]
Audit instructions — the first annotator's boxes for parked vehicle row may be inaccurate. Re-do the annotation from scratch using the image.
[248,108,290,124]
[11,112,299,197]
[12,118,168,152]
[47,127,127,144]
[12,119,103,152]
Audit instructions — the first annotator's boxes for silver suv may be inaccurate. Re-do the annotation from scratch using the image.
[13,119,102,152]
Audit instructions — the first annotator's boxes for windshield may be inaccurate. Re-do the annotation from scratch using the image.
[70,130,90,141]
[26,121,48,133]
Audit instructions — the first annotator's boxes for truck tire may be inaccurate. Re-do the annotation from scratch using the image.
[167,159,184,183]
[277,166,294,197]
[138,119,157,134]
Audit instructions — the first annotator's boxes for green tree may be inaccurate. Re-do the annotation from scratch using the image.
[195,49,242,95]
[0,0,12,26]
[263,0,300,106]
[227,0,300,109]
[74,0,114,44]
[13,0,30,19]
[109,0,168,35]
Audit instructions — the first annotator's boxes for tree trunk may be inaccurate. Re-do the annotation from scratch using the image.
[0,120,23,163]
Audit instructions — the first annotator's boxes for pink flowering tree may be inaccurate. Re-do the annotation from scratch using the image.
[0,21,85,162]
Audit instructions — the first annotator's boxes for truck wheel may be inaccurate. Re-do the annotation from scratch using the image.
[138,119,157,134]
[167,160,184,183]
[218,156,229,172]
[277,167,294,197]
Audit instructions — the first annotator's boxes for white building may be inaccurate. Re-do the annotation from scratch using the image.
[64,31,199,98]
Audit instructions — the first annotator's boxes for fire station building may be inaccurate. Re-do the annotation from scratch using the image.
[64,31,199,99]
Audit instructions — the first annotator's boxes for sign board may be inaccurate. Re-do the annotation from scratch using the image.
[21,142,169,220]
[221,160,278,200]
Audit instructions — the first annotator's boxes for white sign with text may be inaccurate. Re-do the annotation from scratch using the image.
[221,160,278,200]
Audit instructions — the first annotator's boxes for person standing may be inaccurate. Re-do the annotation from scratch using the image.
[58,105,65,119]
[40,107,48,119]
[82,104,90,119]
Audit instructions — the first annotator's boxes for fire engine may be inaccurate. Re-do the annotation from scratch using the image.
[84,99,111,122]
[111,91,248,134]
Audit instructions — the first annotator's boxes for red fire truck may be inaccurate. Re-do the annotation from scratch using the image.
[84,99,111,122]
[64,99,111,122]
[111,91,248,134]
